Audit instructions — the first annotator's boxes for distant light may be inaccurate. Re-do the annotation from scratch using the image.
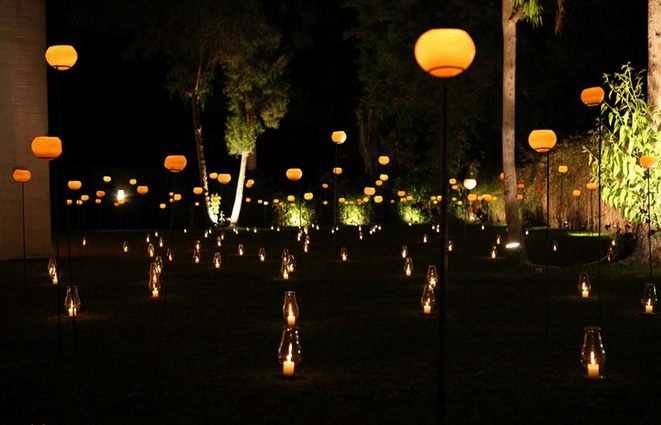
[505,242,520,249]
[117,190,125,201]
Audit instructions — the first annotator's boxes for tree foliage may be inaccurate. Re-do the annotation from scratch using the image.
[588,64,661,224]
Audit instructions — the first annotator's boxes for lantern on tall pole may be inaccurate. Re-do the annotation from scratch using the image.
[640,155,658,291]
[414,27,475,417]
[12,167,31,287]
[582,86,605,322]
[528,129,557,341]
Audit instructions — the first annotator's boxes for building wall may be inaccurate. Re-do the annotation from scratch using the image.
[0,0,52,260]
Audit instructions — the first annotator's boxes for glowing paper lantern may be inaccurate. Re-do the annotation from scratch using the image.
[246,179,255,188]
[322,183,329,189]
[103,176,112,182]
[363,187,376,196]
[45,45,78,70]
[467,194,477,202]
[159,203,166,209]
[586,182,598,191]
[173,194,182,201]
[12,167,31,182]
[558,165,569,174]
[80,195,89,201]
[137,186,149,195]
[414,29,476,78]
[286,168,303,181]
[209,172,218,180]
[463,179,476,190]
[287,195,295,202]
[573,190,581,197]
[218,174,232,184]
[129,179,137,185]
[639,156,659,169]
[304,192,314,200]
[528,130,557,153]
[379,174,389,182]
[332,167,343,175]
[374,195,383,203]
[193,187,203,195]
[164,155,187,172]
[68,180,82,190]
[331,131,347,144]
[31,136,62,160]
[377,156,390,165]
[581,87,605,107]
[397,190,406,197]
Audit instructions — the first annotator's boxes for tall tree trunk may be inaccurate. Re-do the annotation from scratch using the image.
[229,152,248,226]
[189,91,217,226]
[501,1,525,251]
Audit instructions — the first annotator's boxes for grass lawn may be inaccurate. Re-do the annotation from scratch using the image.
[0,223,659,424]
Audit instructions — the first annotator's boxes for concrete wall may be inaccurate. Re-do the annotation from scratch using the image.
[0,0,52,260]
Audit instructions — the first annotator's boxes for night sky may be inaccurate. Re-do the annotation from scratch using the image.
[45,1,648,191]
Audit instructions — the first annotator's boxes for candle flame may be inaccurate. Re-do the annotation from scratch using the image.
[287,343,293,362]
[590,351,595,365]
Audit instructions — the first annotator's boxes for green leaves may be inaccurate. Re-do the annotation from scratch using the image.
[593,64,660,225]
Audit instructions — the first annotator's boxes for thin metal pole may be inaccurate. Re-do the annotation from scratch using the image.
[598,135,603,324]
[648,168,653,284]
[546,152,550,342]
[21,182,27,289]
[439,79,448,423]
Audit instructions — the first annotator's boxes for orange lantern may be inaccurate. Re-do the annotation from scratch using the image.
[467,194,477,202]
[639,156,659,169]
[586,182,598,191]
[129,178,137,185]
[364,187,376,196]
[287,195,295,202]
[45,45,78,70]
[375,180,383,186]
[12,167,31,183]
[159,203,166,209]
[137,186,149,195]
[374,195,383,203]
[304,192,314,200]
[580,87,605,107]
[164,155,187,172]
[193,187,203,195]
[483,194,493,202]
[573,190,581,197]
[517,194,524,201]
[528,130,557,153]
[96,191,105,198]
[80,195,89,201]
[558,165,568,174]
[331,131,347,144]
[68,180,82,190]
[209,172,218,180]
[217,173,232,184]
[397,190,406,197]
[333,167,343,175]
[379,174,389,181]
[103,175,112,182]
[322,183,329,189]
[246,179,255,188]
[174,194,182,201]
[414,29,476,78]
[286,168,303,181]
[31,136,62,160]
[377,156,390,165]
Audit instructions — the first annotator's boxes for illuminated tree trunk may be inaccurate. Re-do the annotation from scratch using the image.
[229,152,248,226]
[189,65,217,226]
[649,0,661,117]
[501,0,525,251]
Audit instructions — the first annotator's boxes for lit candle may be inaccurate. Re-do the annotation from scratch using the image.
[582,290,589,298]
[406,268,412,277]
[283,344,295,376]
[283,270,289,280]
[587,352,599,379]
[68,305,76,317]
[152,289,159,298]
[287,306,296,326]
[645,302,653,314]
[423,304,431,314]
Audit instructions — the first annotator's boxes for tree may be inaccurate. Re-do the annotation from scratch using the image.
[115,0,224,225]
[592,65,661,263]
[220,0,290,226]
[501,0,544,252]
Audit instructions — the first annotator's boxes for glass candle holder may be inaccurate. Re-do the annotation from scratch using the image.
[448,240,454,252]
[195,240,201,250]
[281,248,289,261]
[581,326,606,379]
[287,255,296,272]
[423,233,428,243]
[552,240,558,252]
[642,283,658,314]
[490,244,497,259]
[401,245,408,259]
[404,257,414,277]
[420,284,436,314]
[281,260,290,280]
[496,234,501,245]
[426,265,438,288]
[340,247,348,261]
[238,244,245,256]
[167,247,174,262]
[48,258,58,284]
[123,241,129,253]
[145,233,151,243]
[578,272,591,298]
[147,242,155,258]
[148,263,161,297]
[193,248,201,263]
[158,236,164,248]
[213,252,222,269]
[282,291,300,326]
[81,236,87,247]
[64,285,81,317]
[216,236,222,247]
[154,256,164,274]
[278,327,302,377]
[259,248,266,262]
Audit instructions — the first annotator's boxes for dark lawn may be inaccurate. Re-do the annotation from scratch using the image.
[0,224,659,424]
